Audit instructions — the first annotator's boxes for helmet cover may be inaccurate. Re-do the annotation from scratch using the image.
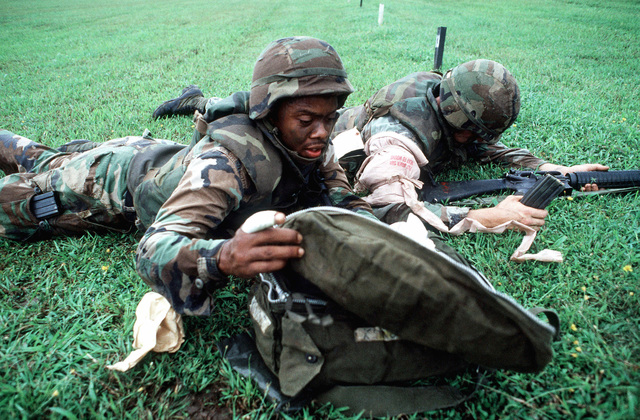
[249,36,354,120]
[439,59,520,143]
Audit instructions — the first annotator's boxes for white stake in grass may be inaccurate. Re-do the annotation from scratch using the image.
[378,4,384,26]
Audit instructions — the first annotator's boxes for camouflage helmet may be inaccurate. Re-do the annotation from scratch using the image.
[249,36,354,120]
[439,59,520,143]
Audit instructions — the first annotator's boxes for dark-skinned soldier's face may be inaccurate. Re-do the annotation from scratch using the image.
[272,95,339,160]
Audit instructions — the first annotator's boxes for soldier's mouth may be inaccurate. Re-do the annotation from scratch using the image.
[301,144,325,159]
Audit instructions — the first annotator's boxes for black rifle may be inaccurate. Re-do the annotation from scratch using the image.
[421,169,640,209]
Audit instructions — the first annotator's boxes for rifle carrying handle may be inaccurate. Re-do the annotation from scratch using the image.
[567,170,640,190]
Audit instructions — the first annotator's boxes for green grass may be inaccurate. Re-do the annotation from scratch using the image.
[1,0,639,418]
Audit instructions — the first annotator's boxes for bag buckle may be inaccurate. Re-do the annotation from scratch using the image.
[259,272,290,304]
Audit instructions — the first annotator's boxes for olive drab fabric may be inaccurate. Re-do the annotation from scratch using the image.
[282,208,557,372]
[440,59,520,143]
[250,274,468,398]
[249,207,558,412]
[249,36,354,120]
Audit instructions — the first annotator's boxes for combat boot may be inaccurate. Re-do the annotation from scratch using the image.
[152,85,207,119]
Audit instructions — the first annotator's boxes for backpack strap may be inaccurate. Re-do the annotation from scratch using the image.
[219,331,484,417]
[217,332,313,413]
[315,369,486,417]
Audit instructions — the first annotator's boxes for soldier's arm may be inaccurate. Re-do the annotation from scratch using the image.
[135,148,247,316]
[320,143,375,217]
[473,141,548,169]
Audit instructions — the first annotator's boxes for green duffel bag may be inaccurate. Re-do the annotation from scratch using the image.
[247,207,559,416]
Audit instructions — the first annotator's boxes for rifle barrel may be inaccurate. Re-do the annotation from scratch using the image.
[567,170,640,190]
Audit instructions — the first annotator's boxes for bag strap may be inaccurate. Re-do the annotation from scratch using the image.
[219,332,485,417]
[316,369,486,417]
[528,307,561,340]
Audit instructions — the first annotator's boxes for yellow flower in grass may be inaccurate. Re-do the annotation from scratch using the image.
[571,353,578,358]
[570,324,578,331]
[575,347,582,352]
[52,390,59,397]
[101,265,109,271]
[623,265,633,273]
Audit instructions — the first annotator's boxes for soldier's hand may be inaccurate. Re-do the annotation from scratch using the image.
[563,163,609,174]
[468,195,548,230]
[539,162,609,176]
[539,163,609,191]
[217,213,304,278]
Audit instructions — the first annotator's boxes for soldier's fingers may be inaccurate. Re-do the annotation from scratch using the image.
[232,245,304,278]
[526,216,545,227]
[251,227,303,246]
[581,183,599,192]
[239,259,290,278]
[245,244,305,262]
[521,206,548,219]
[274,212,286,226]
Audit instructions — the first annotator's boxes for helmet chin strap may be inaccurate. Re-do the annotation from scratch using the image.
[262,118,324,166]
[443,76,499,142]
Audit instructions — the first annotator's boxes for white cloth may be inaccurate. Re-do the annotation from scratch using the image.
[106,292,185,372]
[355,132,563,263]
[332,127,365,159]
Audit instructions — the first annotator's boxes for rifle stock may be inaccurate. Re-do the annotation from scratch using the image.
[421,169,640,207]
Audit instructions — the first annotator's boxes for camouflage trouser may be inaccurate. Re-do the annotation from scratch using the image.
[0,130,163,241]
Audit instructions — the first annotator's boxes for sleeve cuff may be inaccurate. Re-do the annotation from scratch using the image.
[445,206,471,227]
[196,253,229,290]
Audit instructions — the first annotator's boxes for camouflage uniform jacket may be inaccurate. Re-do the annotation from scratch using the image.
[333,71,548,225]
[136,100,373,316]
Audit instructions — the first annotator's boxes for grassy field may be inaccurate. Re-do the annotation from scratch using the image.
[1,0,639,418]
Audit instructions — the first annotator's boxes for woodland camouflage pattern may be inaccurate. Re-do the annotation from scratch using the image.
[0,130,171,241]
[333,69,546,226]
[249,36,354,120]
[136,37,371,316]
[440,59,520,143]
[135,112,373,316]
